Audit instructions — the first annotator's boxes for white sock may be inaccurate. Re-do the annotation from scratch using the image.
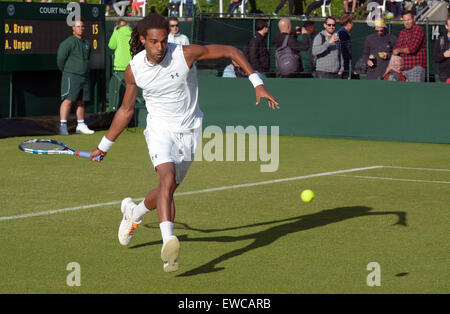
[160,221,174,244]
[132,201,149,224]
[77,120,85,125]
[60,120,67,125]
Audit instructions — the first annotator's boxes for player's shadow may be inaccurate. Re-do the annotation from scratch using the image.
[131,206,407,277]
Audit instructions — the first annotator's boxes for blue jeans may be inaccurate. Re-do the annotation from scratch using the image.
[185,0,194,17]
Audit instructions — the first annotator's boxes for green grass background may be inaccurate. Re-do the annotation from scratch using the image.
[0,130,449,293]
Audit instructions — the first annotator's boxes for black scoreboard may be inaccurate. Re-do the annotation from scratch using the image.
[0,2,105,71]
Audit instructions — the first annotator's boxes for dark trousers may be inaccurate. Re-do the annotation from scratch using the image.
[274,0,294,15]
[185,0,194,17]
[390,2,403,17]
[305,0,331,16]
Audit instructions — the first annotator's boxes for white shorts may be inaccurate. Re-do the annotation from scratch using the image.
[143,124,201,184]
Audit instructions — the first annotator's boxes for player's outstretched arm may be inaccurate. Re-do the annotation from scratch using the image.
[90,65,138,161]
[255,85,279,110]
[183,44,279,110]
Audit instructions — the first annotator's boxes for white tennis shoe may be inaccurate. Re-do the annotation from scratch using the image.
[118,197,139,246]
[161,236,180,272]
[76,123,95,134]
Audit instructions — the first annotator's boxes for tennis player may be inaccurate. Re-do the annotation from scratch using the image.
[90,14,279,272]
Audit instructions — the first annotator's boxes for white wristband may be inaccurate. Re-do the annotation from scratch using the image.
[249,73,264,88]
[98,136,114,153]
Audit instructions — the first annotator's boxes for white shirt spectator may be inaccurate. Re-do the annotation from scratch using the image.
[168,32,190,45]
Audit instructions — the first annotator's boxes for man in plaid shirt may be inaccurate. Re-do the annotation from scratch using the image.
[393,11,427,82]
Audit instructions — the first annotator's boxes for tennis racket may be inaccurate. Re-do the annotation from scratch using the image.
[18,139,102,160]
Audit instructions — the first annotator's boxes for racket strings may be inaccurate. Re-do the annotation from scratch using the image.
[21,142,66,151]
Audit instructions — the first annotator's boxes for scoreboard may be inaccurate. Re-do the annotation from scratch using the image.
[0,2,105,71]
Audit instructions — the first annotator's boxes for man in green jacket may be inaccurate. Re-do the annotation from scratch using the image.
[108,19,132,111]
[57,19,94,135]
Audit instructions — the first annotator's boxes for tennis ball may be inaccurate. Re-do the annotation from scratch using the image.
[301,189,315,203]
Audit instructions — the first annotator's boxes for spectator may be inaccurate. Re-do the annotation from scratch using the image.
[362,19,397,80]
[273,0,295,16]
[244,19,270,77]
[131,0,144,16]
[272,18,310,77]
[305,0,331,17]
[393,11,427,82]
[312,16,344,79]
[414,0,429,16]
[433,16,450,83]
[109,19,132,71]
[227,0,242,15]
[108,19,132,111]
[56,19,94,135]
[113,0,131,16]
[105,0,116,16]
[383,55,408,81]
[337,14,354,79]
[168,0,180,16]
[168,17,190,45]
[344,0,356,14]
[390,0,404,18]
[403,0,423,14]
[300,20,317,73]
[222,59,247,77]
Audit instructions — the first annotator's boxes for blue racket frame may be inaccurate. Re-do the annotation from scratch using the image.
[18,139,93,159]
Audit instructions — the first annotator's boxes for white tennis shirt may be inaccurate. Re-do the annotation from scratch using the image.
[129,43,203,132]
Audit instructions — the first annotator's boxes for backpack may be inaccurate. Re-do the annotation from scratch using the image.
[311,33,326,71]
[275,35,299,76]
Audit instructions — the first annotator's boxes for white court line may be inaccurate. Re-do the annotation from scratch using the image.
[0,166,382,222]
[335,174,450,184]
[382,166,450,172]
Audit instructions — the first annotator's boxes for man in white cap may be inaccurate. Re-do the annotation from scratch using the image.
[361,19,397,80]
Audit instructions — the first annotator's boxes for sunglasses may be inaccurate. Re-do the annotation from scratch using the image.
[170,24,179,28]
[326,24,336,27]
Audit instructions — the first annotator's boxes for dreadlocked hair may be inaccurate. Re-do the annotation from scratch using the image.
[129,14,170,57]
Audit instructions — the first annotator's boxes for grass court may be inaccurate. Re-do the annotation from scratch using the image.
[0,129,449,293]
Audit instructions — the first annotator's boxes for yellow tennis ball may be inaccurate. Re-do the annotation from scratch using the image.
[301,189,315,203]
